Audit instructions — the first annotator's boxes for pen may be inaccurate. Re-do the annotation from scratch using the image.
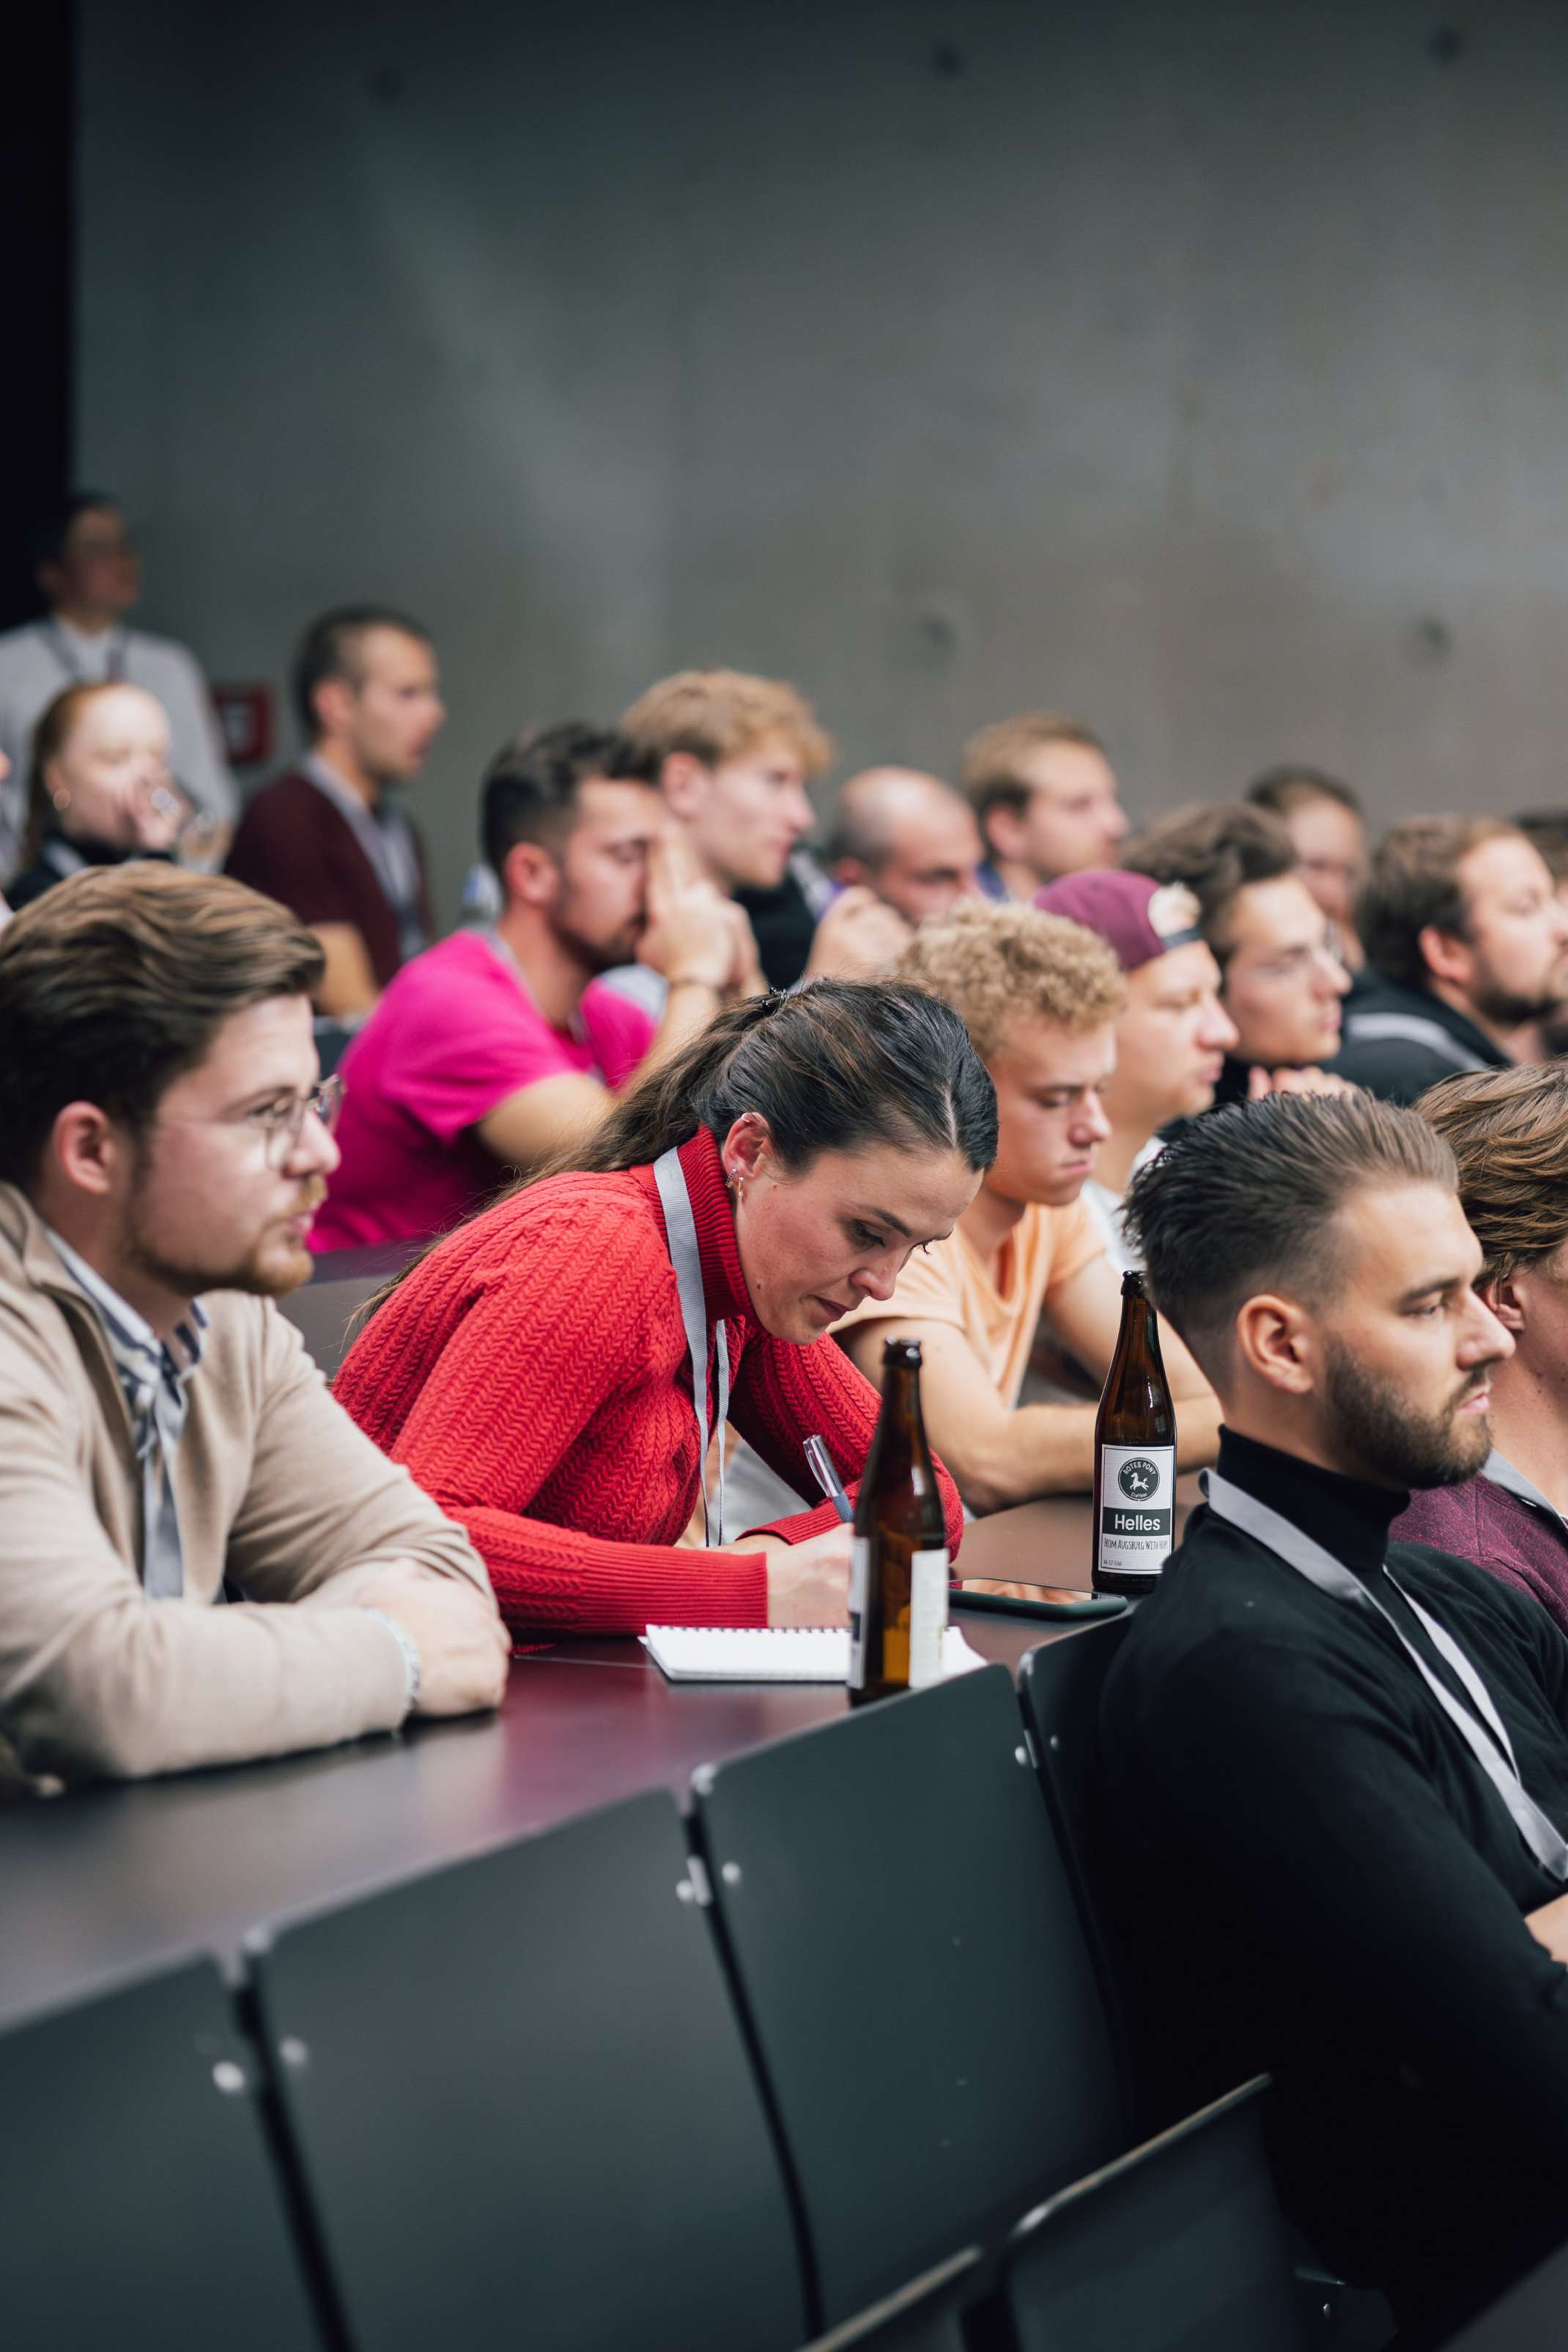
[803,1434,854,1524]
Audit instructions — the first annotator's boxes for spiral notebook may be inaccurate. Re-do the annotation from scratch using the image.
[640,1624,988,1684]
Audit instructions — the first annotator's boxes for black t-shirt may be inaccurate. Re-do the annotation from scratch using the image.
[1098,1430,1568,2331]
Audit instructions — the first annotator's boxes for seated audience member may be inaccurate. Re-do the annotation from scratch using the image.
[1246,763,1367,969]
[311,722,747,1250]
[6,683,188,909]
[225,606,444,1016]
[959,712,1128,900]
[825,766,983,925]
[1512,809,1568,1058]
[835,903,1220,1510]
[617,667,906,996]
[0,492,234,878]
[1335,817,1568,1103]
[1123,802,1350,1101]
[335,984,994,1635]
[0,865,506,1789]
[1396,1062,1568,1635]
[1035,870,1238,1270]
[1102,1092,1568,2338]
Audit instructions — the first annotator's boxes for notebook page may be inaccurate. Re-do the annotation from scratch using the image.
[641,1625,988,1684]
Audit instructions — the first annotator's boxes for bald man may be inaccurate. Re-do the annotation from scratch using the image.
[826,767,984,928]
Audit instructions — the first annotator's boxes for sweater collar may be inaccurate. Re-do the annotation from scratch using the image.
[1216,1427,1408,1580]
[666,1127,755,1327]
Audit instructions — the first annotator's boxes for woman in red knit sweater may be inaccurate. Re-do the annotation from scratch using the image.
[336,980,996,1635]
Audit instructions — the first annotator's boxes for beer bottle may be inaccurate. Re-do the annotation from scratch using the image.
[1092,1268,1177,1598]
[848,1337,950,1705]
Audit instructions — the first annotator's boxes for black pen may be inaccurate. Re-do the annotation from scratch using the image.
[803,1434,854,1524]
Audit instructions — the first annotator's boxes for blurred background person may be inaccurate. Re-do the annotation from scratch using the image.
[1247,764,1368,970]
[1123,801,1350,1101]
[1336,816,1568,1103]
[824,766,983,925]
[1036,869,1239,1271]
[6,683,189,911]
[960,711,1128,900]
[0,492,234,878]
[225,605,444,1018]
[311,722,743,1251]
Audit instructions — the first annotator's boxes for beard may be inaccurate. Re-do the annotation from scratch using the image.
[548,896,642,977]
[1321,1336,1492,1490]
[1468,953,1566,1029]
[119,1173,327,1302]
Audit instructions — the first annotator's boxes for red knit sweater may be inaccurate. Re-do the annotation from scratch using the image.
[335,1126,966,1634]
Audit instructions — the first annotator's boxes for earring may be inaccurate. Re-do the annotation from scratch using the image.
[50,788,70,813]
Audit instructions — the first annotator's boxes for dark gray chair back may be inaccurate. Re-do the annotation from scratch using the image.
[0,1955,323,2348]
[1440,2235,1568,2348]
[248,1788,807,2352]
[692,1665,1126,2326]
[278,1239,426,1378]
[1002,2077,1309,2351]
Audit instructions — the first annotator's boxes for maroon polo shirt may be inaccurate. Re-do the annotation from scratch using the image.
[224,768,432,990]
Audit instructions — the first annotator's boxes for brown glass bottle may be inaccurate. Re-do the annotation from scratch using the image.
[1092,1268,1177,1598]
[848,1338,950,1704]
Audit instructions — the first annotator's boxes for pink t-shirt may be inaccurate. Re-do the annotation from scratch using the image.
[310,930,656,1251]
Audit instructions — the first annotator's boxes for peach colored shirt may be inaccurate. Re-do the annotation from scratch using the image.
[835,1198,1104,1408]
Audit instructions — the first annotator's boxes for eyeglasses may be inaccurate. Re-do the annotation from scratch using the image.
[154,1074,345,1169]
[246,1075,345,1168]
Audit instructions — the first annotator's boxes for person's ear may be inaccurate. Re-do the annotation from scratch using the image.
[1233,1291,1319,1396]
[984,801,1027,863]
[48,1103,127,1201]
[721,1112,776,1190]
[1483,1271,1528,1335]
[501,837,562,911]
[659,752,711,824]
[311,675,356,744]
[1417,922,1474,993]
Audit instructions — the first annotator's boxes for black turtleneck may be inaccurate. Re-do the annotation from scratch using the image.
[1098,1427,1568,2334]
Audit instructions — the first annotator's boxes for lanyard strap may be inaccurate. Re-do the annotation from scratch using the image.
[652,1147,728,1548]
[1205,1470,1568,1882]
[44,621,127,684]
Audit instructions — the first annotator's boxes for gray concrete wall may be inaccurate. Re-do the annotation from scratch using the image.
[78,0,1568,922]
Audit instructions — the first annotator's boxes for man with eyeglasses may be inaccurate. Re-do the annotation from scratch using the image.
[0,493,236,881]
[1121,800,1353,1104]
[0,862,507,1791]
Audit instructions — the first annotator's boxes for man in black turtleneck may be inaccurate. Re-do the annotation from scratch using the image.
[1101,1090,1568,2342]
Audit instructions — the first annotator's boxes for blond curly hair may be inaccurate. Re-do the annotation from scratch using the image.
[894,899,1126,1065]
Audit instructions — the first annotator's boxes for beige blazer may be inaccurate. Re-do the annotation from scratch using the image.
[0,1183,494,1787]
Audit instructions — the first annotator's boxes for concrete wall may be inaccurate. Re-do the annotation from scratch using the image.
[78,0,1568,922]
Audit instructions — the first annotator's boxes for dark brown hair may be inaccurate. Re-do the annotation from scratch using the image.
[1125,1091,1454,1373]
[0,864,325,1184]
[1120,802,1295,966]
[292,604,432,742]
[1416,1061,1568,1286]
[958,712,1106,837]
[1246,765,1364,821]
[1356,816,1515,991]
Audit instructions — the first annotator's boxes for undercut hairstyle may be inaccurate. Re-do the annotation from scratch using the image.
[0,865,324,1186]
[619,669,834,777]
[30,491,121,570]
[893,899,1126,1065]
[959,712,1105,832]
[1513,810,1568,884]
[1123,1092,1455,1375]
[1246,765,1364,821]
[1416,1062,1568,1287]
[1356,816,1517,992]
[1120,802,1295,967]
[481,721,659,881]
[292,604,433,742]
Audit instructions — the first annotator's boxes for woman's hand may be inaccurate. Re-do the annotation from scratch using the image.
[759,1524,854,1625]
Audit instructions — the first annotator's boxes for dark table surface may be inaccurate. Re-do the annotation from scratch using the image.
[0,1597,1055,2030]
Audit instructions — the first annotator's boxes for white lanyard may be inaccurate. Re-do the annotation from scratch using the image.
[478,928,605,1083]
[652,1147,729,1547]
[1205,1470,1568,1883]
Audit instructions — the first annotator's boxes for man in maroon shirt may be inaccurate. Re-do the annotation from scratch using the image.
[1399,1060,1568,1636]
[225,607,443,1017]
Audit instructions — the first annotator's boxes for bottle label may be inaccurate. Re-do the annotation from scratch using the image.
[907,1547,950,1690]
[1098,1445,1176,1578]
[848,1536,871,1687]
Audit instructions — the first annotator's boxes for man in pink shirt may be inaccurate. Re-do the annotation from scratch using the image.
[311,722,746,1250]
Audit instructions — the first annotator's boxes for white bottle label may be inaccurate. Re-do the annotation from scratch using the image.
[848,1536,872,1687]
[907,1547,951,1690]
[1098,1444,1176,1580]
